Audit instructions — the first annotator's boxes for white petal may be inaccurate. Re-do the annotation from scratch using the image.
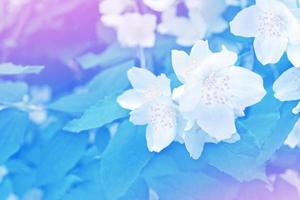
[99,0,128,15]
[138,14,157,47]
[156,74,172,96]
[230,5,261,37]
[194,46,238,77]
[143,0,176,11]
[127,67,157,89]
[101,15,122,27]
[223,132,240,143]
[189,40,212,63]
[178,82,202,118]
[253,35,288,65]
[227,66,266,109]
[117,89,146,110]
[146,124,176,152]
[273,67,300,101]
[184,129,207,159]
[287,45,300,67]
[292,101,300,114]
[196,104,236,141]
[172,85,185,102]
[171,50,190,83]
[129,104,149,125]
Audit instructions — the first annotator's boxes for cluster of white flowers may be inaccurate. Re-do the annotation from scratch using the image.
[98,0,237,48]
[118,40,266,159]
[158,0,228,46]
[230,0,300,66]
[99,0,157,48]
[111,0,300,155]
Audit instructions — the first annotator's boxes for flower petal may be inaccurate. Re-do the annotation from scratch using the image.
[127,67,157,89]
[146,123,176,152]
[143,0,176,11]
[287,44,300,67]
[226,66,266,109]
[171,50,190,83]
[230,5,261,37]
[253,35,288,65]
[273,67,300,101]
[117,89,146,110]
[189,40,212,63]
[129,104,149,125]
[156,74,172,96]
[196,104,236,141]
[184,129,208,159]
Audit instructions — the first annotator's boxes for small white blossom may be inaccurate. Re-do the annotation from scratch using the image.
[102,13,157,48]
[230,0,300,65]
[158,0,227,46]
[273,66,300,114]
[99,0,134,16]
[273,67,300,148]
[158,8,207,46]
[172,40,266,141]
[143,0,176,11]
[117,67,177,152]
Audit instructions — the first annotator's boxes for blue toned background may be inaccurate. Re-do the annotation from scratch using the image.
[0,0,300,199]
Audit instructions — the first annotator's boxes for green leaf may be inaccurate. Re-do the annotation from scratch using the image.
[0,81,28,104]
[0,109,29,163]
[76,43,134,69]
[49,61,133,116]
[0,63,44,75]
[100,121,153,200]
[63,96,128,133]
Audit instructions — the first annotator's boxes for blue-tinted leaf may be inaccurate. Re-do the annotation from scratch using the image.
[43,175,81,200]
[119,178,149,200]
[63,96,128,133]
[0,82,28,104]
[62,181,105,200]
[76,43,134,69]
[49,61,133,116]
[100,121,153,200]
[36,132,88,186]
[0,63,44,75]
[203,90,298,181]
[0,109,29,163]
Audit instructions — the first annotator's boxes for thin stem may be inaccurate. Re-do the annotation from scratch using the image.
[138,47,146,68]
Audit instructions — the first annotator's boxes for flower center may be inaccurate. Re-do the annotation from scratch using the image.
[200,73,231,105]
[257,12,284,37]
[149,102,176,131]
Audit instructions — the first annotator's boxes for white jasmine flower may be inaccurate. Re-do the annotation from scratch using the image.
[143,0,176,11]
[102,13,157,48]
[117,67,177,152]
[230,0,300,65]
[158,0,227,46]
[99,0,134,16]
[172,40,266,141]
[158,8,207,46]
[273,66,300,114]
[185,0,228,34]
